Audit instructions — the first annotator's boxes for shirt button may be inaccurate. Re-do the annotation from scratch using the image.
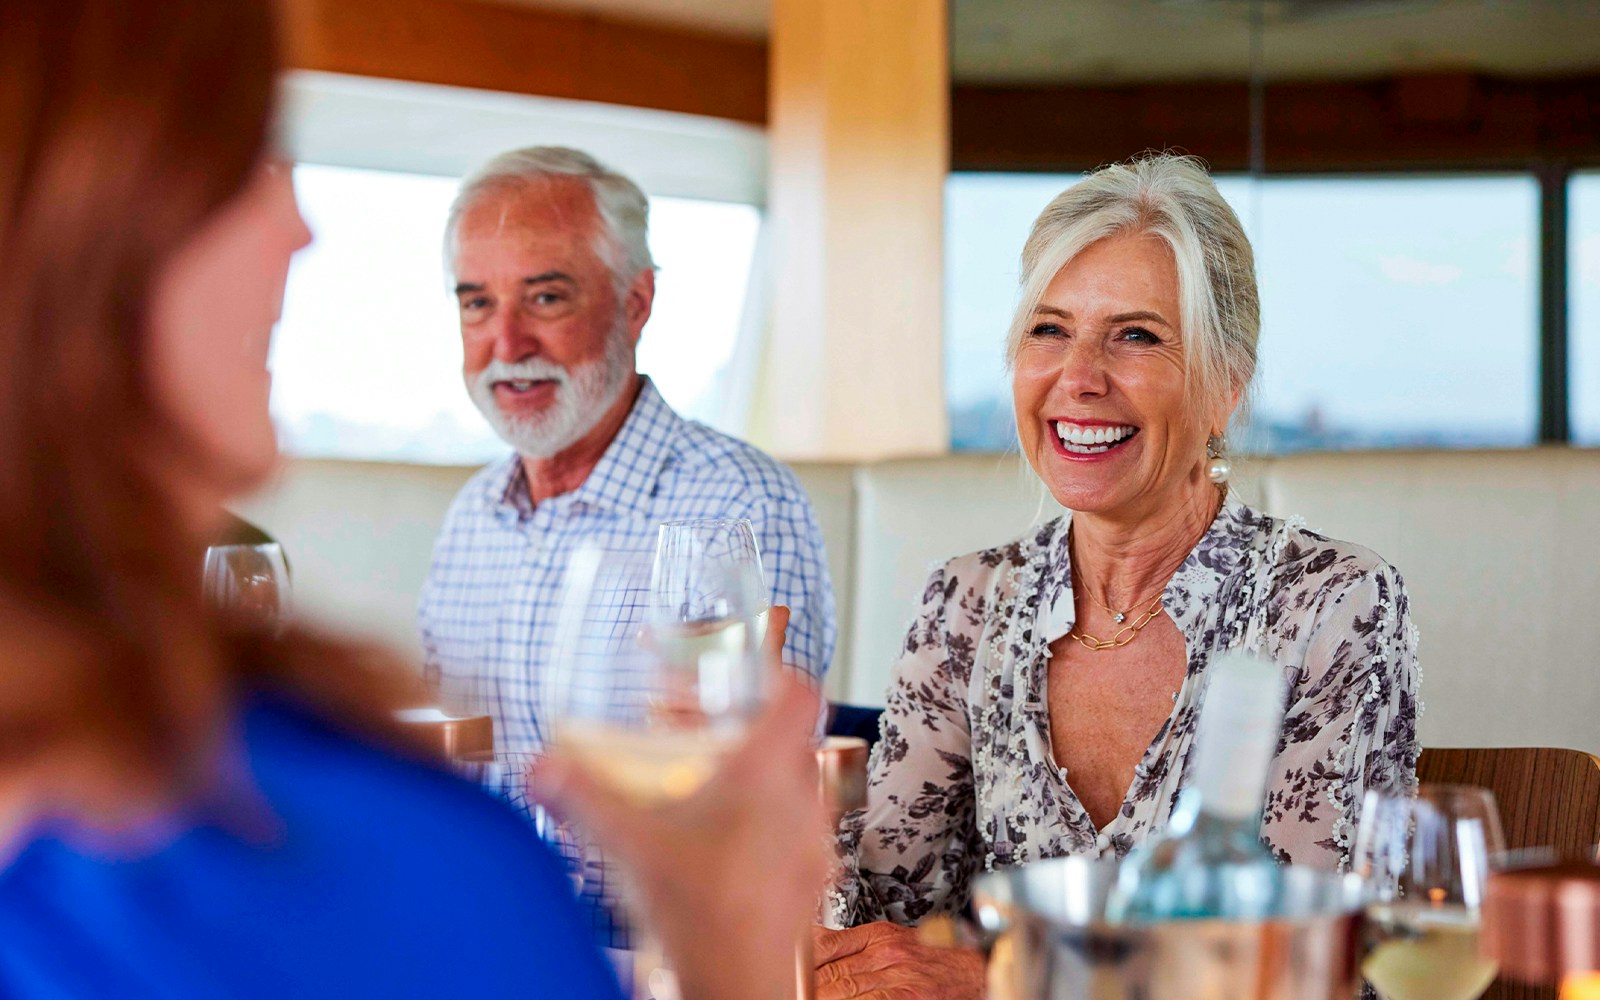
[1096,832,1113,852]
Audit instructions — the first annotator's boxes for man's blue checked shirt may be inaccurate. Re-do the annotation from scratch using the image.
[418,378,836,948]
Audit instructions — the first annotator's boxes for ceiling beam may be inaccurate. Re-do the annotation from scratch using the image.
[277,0,1600,174]
[951,73,1600,173]
[280,0,768,124]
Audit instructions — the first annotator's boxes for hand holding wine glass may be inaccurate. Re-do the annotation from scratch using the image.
[547,540,769,807]
[543,536,797,999]
[535,656,827,1000]
[1353,784,1506,1000]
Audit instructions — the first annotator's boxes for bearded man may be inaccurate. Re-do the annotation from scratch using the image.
[419,148,836,816]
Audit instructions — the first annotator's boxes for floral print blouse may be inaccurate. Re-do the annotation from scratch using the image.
[829,501,1420,927]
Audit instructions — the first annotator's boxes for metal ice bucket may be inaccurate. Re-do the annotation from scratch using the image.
[972,856,1366,1000]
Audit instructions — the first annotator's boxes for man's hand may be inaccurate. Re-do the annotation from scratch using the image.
[813,921,986,1000]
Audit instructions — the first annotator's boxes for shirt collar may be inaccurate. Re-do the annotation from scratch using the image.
[482,453,527,520]
[566,377,679,516]
[481,377,681,521]
[1161,500,1257,643]
[1036,499,1256,647]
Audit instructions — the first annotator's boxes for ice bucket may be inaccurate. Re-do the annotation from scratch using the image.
[972,855,1366,1000]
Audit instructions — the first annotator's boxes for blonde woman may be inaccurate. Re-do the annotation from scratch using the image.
[815,154,1419,1000]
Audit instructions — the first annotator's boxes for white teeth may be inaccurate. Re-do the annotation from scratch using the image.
[1063,441,1110,454]
[1054,422,1136,450]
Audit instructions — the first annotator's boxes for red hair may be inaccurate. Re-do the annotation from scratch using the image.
[0,0,411,817]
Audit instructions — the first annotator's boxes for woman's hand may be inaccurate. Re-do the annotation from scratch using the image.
[534,605,826,1000]
[813,921,986,1000]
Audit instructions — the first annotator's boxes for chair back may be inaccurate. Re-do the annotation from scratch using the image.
[826,703,885,749]
[1417,747,1600,856]
[1415,747,1600,1000]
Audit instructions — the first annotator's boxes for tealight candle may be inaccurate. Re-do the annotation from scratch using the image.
[1563,972,1600,1000]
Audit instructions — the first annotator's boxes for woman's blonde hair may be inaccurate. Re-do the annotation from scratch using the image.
[1006,153,1260,431]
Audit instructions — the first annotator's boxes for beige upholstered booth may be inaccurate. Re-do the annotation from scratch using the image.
[239,448,1600,755]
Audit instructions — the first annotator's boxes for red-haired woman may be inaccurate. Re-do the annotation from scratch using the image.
[0,2,822,997]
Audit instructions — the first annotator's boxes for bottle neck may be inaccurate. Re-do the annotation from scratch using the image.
[1168,787,1266,843]
[1190,738,1274,821]
[1187,657,1282,826]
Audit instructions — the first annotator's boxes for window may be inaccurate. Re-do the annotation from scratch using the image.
[944,173,1074,451]
[273,166,473,464]
[1570,172,1600,444]
[272,163,762,465]
[944,173,1540,453]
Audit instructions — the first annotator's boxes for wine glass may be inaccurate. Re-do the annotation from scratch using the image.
[547,540,767,804]
[546,542,768,999]
[1353,783,1506,1000]
[202,542,291,634]
[651,517,770,670]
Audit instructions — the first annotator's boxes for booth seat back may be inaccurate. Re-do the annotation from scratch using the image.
[1262,448,1600,753]
[240,448,1600,754]
[238,458,476,658]
[818,448,1600,753]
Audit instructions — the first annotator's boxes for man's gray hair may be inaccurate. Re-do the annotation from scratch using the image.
[1006,152,1260,430]
[445,146,656,295]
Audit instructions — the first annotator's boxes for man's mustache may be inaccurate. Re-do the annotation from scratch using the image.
[474,359,571,387]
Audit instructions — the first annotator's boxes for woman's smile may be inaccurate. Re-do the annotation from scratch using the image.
[1047,419,1141,459]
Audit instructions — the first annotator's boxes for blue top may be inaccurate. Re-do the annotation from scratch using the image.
[0,695,626,999]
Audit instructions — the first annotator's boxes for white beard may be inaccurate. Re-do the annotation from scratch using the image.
[468,325,635,460]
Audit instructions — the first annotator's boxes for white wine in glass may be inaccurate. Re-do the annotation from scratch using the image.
[1362,902,1498,1000]
[547,543,767,806]
[548,542,769,1000]
[1353,784,1506,1000]
[646,611,769,682]
[554,722,740,806]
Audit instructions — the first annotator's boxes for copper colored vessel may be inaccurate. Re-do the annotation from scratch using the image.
[816,736,870,819]
[394,707,494,761]
[797,736,871,1000]
[1485,858,1600,989]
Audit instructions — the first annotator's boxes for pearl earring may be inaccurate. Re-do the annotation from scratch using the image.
[1206,435,1230,485]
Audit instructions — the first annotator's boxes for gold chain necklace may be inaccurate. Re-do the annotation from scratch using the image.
[1065,537,1169,651]
[1075,572,1164,626]
[1062,487,1223,652]
[1067,590,1166,651]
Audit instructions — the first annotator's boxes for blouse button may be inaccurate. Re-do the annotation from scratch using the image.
[1095,832,1113,852]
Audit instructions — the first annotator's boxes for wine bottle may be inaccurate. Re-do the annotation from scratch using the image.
[1107,650,1288,923]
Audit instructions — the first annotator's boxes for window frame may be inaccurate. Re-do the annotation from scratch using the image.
[945,157,1596,451]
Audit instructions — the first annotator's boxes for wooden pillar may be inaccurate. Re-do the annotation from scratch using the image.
[754,0,950,461]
